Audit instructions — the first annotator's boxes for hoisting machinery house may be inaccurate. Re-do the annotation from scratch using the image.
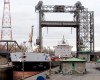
[35,1,94,58]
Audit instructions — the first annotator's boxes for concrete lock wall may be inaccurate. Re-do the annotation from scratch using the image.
[75,63,86,73]
[0,56,8,65]
[96,62,100,68]
[62,63,72,74]
[79,54,90,61]
[62,62,86,74]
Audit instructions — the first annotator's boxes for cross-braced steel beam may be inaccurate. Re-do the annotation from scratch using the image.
[0,40,21,53]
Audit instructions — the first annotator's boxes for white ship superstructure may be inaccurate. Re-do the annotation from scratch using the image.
[54,36,73,58]
[10,52,50,71]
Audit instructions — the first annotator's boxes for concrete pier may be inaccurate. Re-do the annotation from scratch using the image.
[24,62,100,80]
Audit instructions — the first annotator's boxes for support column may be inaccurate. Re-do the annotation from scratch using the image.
[39,10,42,52]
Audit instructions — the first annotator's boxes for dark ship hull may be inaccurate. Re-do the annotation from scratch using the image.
[10,52,52,71]
[13,61,50,71]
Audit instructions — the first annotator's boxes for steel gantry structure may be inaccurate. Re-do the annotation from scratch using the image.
[35,1,94,57]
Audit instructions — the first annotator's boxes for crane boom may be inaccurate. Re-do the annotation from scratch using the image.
[28,26,34,52]
[29,26,34,46]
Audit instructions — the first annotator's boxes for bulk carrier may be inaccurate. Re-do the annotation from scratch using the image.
[10,52,51,71]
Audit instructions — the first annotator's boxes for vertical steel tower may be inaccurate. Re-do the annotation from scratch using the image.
[1,0,12,40]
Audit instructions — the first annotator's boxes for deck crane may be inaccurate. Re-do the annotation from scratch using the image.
[27,26,34,52]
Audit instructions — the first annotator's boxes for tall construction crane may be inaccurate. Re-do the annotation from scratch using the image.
[27,26,34,52]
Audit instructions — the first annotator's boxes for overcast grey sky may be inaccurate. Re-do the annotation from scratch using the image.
[0,0,100,51]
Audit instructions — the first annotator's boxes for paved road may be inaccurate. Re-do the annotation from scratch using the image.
[48,62,100,80]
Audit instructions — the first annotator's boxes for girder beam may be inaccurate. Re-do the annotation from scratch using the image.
[41,21,79,27]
